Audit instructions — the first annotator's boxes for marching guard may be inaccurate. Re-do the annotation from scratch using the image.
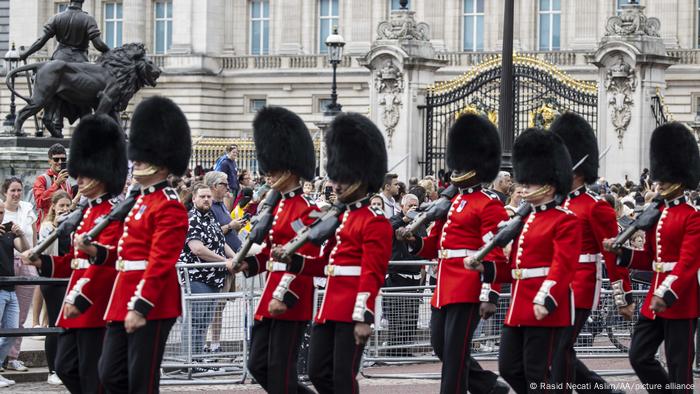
[98,96,191,394]
[21,114,127,394]
[235,106,321,393]
[306,113,393,394]
[401,114,509,394]
[470,128,581,393]
[605,122,700,394]
[549,113,632,394]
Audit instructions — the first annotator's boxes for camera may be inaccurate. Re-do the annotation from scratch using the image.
[60,162,67,171]
[2,222,13,232]
[324,186,333,200]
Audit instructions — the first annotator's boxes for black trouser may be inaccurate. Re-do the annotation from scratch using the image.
[40,284,66,373]
[629,316,696,394]
[55,328,105,394]
[430,304,499,394]
[498,325,562,394]
[247,318,313,394]
[98,318,175,394]
[384,273,420,354]
[552,308,614,394]
[308,321,365,394]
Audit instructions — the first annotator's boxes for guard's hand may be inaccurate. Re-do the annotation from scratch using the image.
[19,250,40,267]
[479,302,496,320]
[62,303,81,319]
[354,322,372,345]
[227,259,247,275]
[73,233,90,252]
[395,228,415,242]
[602,238,621,255]
[55,170,69,185]
[124,311,147,334]
[533,304,549,321]
[270,246,291,264]
[618,302,635,320]
[268,299,288,316]
[464,256,484,272]
[649,296,667,313]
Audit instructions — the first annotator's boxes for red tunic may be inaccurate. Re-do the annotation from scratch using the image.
[415,186,508,308]
[564,186,631,310]
[104,182,189,321]
[244,188,322,321]
[492,201,581,327]
[40,196,121,328]
[620,197,700,320]
[315,198,392,324]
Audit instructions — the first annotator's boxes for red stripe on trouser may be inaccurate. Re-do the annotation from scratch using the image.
[686,321,693,393]
[148,321,162,394]
[455,308,475,393]
[350,341,360,394]
[545,328,556,394]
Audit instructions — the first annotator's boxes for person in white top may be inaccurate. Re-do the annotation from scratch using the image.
[380,173,400,218]
[1,177,38,373]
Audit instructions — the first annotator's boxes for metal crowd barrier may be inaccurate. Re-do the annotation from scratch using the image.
[0,276,68,337]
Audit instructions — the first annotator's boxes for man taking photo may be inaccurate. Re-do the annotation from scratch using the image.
[33,144,74,227]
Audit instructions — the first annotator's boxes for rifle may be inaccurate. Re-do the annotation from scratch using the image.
[82,186,142,245]
[29,200,89,260]
[278,202,346,261]
[470,202,532,264]
[403,184,459,235]
[232,189,282,269]
[612,198,662,249]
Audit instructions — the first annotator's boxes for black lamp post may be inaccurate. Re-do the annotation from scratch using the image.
[120,111,131,134]
[3,43,20,136]
[324,27,345,116]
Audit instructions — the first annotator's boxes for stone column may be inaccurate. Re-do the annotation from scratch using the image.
[569,0,598,50]
[222,0,236,54]
[277,0,303,54]
[344,0,372,55]
[360,9,445,181]
[169,0,194,54]
[591,3,675,184]
[122,0,148,46]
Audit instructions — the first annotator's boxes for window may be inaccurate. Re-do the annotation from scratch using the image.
[616,0,632,15]
[56,3,68,13]
[316,97,333,113]
[463,0,484,52]
[390,0,409,10]
[154,1,172,54]
[693,94,700,119]
[697,0,700,48]
[249,98,267,113]
[250,0,270,55]
[538,0,560,51]
[104,2,123,49]
[319,0,339,54]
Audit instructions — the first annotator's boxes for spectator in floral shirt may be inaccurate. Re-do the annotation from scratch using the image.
[178,183,234,368]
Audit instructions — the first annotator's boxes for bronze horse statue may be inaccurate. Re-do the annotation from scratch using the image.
[6,43,160,137]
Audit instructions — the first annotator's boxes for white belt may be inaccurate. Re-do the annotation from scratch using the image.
[266,261,288,272]
[71,258,91,270]
[512,267,550,280]
[325,265,361,277]
[578,253,602,263]
[653,262,676,273]
[116,260,147,272]
[438,249,477,259]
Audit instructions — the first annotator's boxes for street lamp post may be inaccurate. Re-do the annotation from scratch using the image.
[3,43,20,136]
[324,27,345,117]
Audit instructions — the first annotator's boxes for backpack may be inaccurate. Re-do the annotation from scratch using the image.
[27,174,52,212]
[214,155,226,172]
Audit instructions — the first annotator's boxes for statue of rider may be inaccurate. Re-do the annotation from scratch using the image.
[19,0,110,136]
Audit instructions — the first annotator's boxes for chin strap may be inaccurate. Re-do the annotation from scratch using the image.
[450,170,476,184]
[78,179,101,196]
[132,164,161,178]
[270,171,293,190]
[523,185,552,202]
[659,183,682,199]
[338,181,362,202]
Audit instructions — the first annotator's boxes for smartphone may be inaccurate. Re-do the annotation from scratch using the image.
[60,162,67,171]
[242,213,252,221]
[2,222,13,232]
[324,186,333,200]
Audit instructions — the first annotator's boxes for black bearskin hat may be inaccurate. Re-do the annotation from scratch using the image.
[550,112,599,184]
[446,113,501,183]
[253,106,315,180]
[68,114,127,195]
[128,96,191,176]
[650,122,700,189]
[513,128,573,195]
[325,113,387,193]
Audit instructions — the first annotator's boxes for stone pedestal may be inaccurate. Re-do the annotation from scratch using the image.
[360,10,445,182]
[591,4,675,184]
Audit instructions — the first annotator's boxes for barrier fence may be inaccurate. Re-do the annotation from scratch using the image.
[160,260,656,385]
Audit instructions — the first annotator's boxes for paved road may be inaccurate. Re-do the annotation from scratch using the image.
[9,358,700,393]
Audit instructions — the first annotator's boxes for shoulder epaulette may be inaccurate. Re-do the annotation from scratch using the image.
[555,206,575,215]
[163,187,180,201]
[481,190,498,200]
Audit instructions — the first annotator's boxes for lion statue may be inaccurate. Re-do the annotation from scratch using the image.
[6,42,160,138]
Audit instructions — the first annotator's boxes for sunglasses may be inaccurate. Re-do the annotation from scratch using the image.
[52,157,66,163]
[216,183,229,188]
